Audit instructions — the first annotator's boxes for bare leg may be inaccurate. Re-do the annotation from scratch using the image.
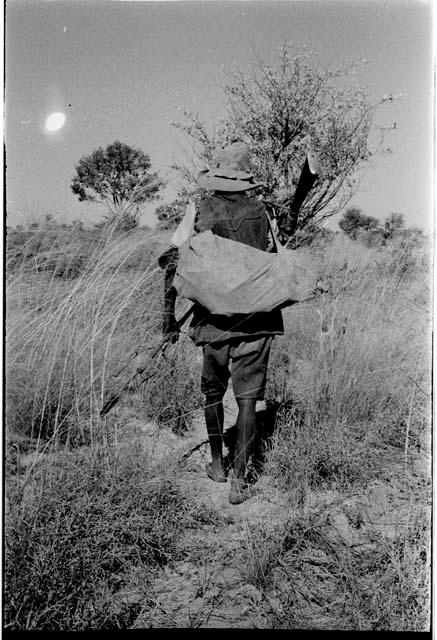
[204,395,227,481]
[229,397,258,504]
[233,398,257,481]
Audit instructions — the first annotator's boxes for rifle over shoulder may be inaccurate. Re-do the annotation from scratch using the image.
[280,148,319,237]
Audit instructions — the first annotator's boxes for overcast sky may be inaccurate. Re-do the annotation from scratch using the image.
[5,0,433,230]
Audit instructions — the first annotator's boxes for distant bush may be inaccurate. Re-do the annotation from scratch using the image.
[339,206,380,240]
[338,209,428,255]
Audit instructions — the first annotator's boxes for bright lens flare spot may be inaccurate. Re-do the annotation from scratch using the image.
[45,112,66,132]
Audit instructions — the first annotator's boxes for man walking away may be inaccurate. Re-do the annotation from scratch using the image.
[159,142,290,504]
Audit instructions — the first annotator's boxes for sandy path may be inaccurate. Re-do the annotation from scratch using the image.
[124,389,428,629]
[131,389,291,628]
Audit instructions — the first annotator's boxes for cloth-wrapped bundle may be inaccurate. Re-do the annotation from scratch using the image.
[174,229,318,316]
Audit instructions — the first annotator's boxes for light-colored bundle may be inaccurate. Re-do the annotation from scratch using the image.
[174,218,318,316]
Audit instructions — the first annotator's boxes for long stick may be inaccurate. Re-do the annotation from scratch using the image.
[99,305,194,417]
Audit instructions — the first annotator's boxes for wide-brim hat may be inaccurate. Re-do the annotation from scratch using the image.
[197,141,264,192]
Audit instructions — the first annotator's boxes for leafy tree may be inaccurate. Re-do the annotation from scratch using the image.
[71,141,163,231]
[170,43,393,241]
[339,207,380,240]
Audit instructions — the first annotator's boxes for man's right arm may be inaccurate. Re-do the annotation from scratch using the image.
[159,246,180,341]
[158,202,197,341]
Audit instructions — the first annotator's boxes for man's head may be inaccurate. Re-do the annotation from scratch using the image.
[197,141,263,193]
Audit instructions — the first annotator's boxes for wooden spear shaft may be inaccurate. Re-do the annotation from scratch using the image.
[100,305,194,417]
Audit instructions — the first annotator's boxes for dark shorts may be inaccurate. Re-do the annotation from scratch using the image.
[201,336,273,400]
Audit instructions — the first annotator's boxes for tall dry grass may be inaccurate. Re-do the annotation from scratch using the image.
[252,232,431,631]
[6,223,199,445]
[5,220,431,630]
[265,233,431,500]
[5,220,205,630]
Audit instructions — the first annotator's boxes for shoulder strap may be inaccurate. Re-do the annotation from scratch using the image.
[265,211,285,254]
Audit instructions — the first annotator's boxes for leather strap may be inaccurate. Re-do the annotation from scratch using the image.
[265,212,285,254]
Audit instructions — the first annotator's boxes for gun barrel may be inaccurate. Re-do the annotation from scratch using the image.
[290,153,318,213]
[281,150,319,237]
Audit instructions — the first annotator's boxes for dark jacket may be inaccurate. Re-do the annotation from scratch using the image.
[188,193,284,345]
